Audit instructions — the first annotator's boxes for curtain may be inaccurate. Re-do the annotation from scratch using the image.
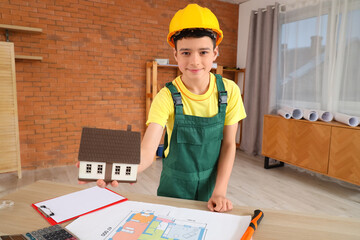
[273,0,360,116]
[240,3,280,155]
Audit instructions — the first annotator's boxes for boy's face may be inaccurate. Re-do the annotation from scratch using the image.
[174,36,218,84]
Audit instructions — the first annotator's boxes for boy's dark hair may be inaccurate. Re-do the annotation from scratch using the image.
[172,28,217,50]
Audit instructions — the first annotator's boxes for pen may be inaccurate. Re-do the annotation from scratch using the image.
[241,209,264,240]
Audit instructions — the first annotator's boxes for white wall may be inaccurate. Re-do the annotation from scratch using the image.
[236,0,296,68]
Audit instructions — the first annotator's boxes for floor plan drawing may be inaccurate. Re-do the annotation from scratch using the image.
[66,200,251,240]
[109,211,207,240]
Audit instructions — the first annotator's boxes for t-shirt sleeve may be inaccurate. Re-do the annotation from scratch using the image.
[224,80,247,126]
[146,87,173,128]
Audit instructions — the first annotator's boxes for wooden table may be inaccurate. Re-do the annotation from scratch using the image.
[0,180,359,239]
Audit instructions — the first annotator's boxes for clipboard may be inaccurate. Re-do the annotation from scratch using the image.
[32,186,127,225]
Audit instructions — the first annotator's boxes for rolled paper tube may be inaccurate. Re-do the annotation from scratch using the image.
[277,109,291,119]
[281,106,303,119]
[334,113,360,127]
[319,111,333,122]
[303,109,318,121]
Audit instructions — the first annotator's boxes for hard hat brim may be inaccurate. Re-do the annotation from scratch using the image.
[167,28,223,48]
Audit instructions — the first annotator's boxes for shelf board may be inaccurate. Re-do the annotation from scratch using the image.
[15,55,43,61]
[223,68,245,72]
[0,24,42,33]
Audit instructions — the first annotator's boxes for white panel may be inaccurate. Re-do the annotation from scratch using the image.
[79,161,106,180]
[111,164,138,181]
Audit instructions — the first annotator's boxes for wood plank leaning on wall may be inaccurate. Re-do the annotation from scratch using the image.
[0,42,22,178]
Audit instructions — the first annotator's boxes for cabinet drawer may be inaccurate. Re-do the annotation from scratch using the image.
[262,115,292,162]
[290,121,331,173]
[329,127,360,185]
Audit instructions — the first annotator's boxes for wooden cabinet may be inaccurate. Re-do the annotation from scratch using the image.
[262,115,360,185]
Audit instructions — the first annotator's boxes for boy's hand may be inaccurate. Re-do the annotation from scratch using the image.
[75,161,120,188]
[96,179,119,188]
[207,195,233,212]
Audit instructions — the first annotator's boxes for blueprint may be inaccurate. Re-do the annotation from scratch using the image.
[109,211,207,240]
[66,201,251,240]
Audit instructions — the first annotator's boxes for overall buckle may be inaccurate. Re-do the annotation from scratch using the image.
[172,92,183,106]
[218,91,228,105]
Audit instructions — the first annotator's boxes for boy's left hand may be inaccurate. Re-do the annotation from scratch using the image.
[207,195,233,212]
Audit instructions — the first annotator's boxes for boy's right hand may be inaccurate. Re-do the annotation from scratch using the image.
[76,161,122,188]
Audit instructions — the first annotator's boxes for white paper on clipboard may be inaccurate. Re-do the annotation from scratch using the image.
[32,186,127,225]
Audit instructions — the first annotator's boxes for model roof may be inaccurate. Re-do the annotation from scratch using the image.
[78,127,140,164]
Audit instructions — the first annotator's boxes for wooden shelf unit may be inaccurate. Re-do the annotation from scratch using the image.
[262,114,360,186]
[222,67,246,86]
[145,61,246,147]
[0,24,43,61]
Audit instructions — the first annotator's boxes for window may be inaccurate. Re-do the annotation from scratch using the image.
[126,166,131,175]
[336,9,360,115]
[278,14,328,106]
[86,164,92,173]
[97,164,103,174]
[276,2,360,115]
[115,166,121,175]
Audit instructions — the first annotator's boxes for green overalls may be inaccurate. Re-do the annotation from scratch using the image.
[157,74,227,201]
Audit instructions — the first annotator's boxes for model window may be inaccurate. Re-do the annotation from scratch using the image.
[115,166,121,175]
[86,164,92,173]
[97,164,103,174]
[126,166,131,175]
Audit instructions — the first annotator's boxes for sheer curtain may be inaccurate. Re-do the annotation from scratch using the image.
[272,0,360,116]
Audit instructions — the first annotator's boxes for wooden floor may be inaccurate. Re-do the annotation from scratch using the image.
[1,150,359,218]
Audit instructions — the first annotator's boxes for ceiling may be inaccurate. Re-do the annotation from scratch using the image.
[218,0,250,4]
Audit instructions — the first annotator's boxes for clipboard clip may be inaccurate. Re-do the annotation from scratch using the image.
[38,205,55,218]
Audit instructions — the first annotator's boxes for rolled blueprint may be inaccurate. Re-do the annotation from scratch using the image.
[334,113,360,127]
[281,106,303,119]
[277,109,291,119]
[319,111,333,122]
[302,109,319,121]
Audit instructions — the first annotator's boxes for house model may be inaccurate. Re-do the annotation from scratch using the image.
[78,126,140,183]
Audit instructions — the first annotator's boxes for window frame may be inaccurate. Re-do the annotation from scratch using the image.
[97,164,103,174]
[125,166,131,176]
[115,166,121,175]
[86,164,92,173]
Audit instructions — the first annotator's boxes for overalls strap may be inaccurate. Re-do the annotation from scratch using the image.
[166,75,227,115]
[215,74,227,114]
[165,82,184,116]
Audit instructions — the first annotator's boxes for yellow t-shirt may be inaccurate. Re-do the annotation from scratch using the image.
[146,73,246,156]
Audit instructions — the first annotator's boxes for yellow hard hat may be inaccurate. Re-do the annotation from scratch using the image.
[167,4,223,48]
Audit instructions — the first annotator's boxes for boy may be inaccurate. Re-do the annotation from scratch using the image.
[96,4,246,212]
